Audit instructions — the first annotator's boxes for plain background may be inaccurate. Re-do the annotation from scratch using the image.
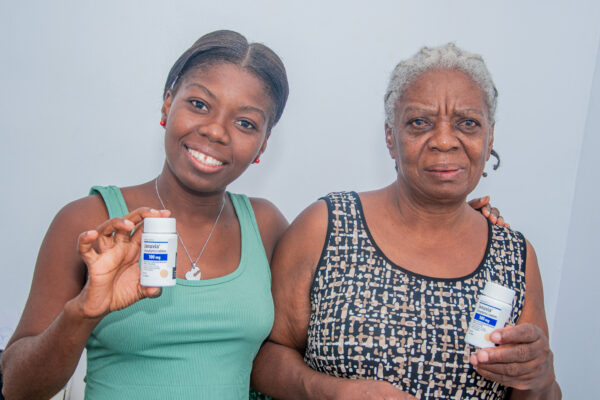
[1,1,599,397]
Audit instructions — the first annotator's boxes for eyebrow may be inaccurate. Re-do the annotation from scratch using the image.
[238,105,267,122]
[454,108,485,118]
[402,106,437,114]
[402,105,485,118]
[184,83,216,100]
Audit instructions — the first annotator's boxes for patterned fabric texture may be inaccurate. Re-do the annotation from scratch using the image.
[304,192,527,400]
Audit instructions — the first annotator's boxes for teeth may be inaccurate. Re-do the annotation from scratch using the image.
[188,148,224,167]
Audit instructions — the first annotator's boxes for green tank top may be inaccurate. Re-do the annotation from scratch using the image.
[84,186,274,400]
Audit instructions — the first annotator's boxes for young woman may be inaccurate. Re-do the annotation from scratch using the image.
[1,30,289,400]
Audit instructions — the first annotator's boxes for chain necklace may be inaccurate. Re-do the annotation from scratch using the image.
[154,178,225,280]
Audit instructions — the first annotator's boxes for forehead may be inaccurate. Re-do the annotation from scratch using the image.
[398,68,487,112]
[179,63,274,112]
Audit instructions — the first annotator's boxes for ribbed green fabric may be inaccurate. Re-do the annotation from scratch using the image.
[85,186,274,399]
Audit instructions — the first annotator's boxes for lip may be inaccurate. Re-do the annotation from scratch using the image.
[425,164,464,179]
[184,145,227,172]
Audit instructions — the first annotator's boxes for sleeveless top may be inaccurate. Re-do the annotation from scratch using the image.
[84,186,274,400]
[304,192,527,400]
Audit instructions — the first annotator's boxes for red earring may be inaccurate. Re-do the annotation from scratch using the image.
[253,157,260,164]
[160,120,166,127]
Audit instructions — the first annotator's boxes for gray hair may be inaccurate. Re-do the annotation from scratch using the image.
[384,43,498,128]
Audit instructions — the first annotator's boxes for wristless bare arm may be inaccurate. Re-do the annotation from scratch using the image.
[1,197,167,400]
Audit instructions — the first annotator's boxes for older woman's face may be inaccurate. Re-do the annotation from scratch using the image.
[386,68,494,203]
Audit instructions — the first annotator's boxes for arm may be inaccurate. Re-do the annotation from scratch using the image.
[1,197,167,400]
[470,240,561,399]
[251,201,415,400]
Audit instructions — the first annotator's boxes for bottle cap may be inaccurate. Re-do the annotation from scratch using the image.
[483,281,515,305]
[143,217,176,233]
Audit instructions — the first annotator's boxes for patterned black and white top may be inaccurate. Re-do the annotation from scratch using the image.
[304,192,527,400]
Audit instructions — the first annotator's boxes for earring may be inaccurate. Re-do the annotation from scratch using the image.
[160,120,166,127]
[253,157,260,164]
[482,172,488,178]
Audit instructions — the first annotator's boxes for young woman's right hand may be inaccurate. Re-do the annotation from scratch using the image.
[74,207,170,319]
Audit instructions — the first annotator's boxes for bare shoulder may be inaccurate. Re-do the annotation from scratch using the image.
[55,193,111,229]
[248,197,289,262]
[271,198,329,274]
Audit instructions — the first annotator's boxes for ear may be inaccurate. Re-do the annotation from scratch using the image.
[485,123,495,161]
[257,135,269,159]
[385,123,397,159]
[161,91,173,122]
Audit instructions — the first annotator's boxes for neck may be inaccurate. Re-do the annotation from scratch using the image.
[386,180,476,232]
[155,163,226,222]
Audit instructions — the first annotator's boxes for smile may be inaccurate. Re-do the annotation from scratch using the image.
[187,148,224,167]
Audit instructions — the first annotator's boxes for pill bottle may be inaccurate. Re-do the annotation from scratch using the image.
[465,281,515,348]
[140,218,177,287]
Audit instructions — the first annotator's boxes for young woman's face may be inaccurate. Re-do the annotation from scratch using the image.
[161,62,274,193]
[386,68,494,203]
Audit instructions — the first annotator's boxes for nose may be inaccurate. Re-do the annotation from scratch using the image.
[428,121,459,152]
[199,121,230,145]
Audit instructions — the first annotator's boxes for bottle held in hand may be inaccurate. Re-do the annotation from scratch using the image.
[140,218,177,287]
[465,281,515,348]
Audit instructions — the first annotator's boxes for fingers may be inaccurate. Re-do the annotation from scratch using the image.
[94,208,169,248]
[471,348,553,391]
[95,218,135,247]
[468,196,490,210]
[491,323,542,345]
[473,360,541,390]
[77,230,99,264]
[124,207,171,226]
[468,196,511,227]
[141,286,162,299]
[469,324,555,391]
[474,342,540,366]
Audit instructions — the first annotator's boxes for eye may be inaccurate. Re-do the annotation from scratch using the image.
[458,119,481,130]
[190,100,208,111]
[408,118,431,129]
[235,119,257,130]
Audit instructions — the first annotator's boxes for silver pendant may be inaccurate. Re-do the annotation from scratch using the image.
[185,265,201,280]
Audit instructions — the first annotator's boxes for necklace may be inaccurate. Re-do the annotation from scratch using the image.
[154,178,225,280]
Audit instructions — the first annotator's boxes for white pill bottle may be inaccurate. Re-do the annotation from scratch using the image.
[465,281,515,348]
[140,217,177,287]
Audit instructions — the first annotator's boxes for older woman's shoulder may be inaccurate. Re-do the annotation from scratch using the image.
[490,223,528,247]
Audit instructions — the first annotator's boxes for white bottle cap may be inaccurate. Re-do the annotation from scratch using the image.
[143,217,176,233]
[483,282,515,305]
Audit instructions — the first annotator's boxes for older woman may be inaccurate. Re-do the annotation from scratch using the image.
[251,44,560,399]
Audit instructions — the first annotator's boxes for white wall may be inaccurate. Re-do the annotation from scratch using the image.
[551,37,600,398]
[1,0,599,392]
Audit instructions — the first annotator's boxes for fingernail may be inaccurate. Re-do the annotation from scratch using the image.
[470,354,478,366]
[478,351,489,362]
[150,208,157,213]
[124,220,134,227]
[491,332,502,342]
[150,288,162,298]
